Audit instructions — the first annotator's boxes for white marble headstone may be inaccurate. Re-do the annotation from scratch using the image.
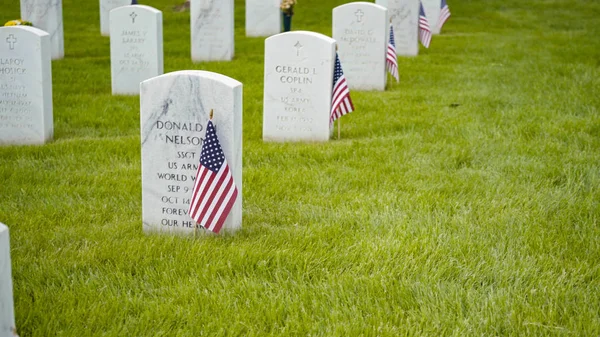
[376,0,420,56]
[263,31,336,142]
[140,71,242,235]
[421,0,441,34]
[0,26,53,145]
[20,0,64,60]
[245,0,281,37]
[0,224,16,337]
[190,0,234,62]
[110,5,163,95]
[99,0,131,36]
[333,2,388,91]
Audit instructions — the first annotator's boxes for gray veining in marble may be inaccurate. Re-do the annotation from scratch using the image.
[20,0,64,60]
[190,0,234,62]
[0,26,53,145]
[140,71,242,235]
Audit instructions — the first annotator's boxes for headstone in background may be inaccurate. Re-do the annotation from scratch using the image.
[99,0,131,36]
[140,71,242,235]
[20,0,64,60]
[0,26,53,145]
[421,0,441,34]
[245,0,280,37]
[333,2,388,91]
[263,31,336,142]
[110,5,163,95]
[0,223,16,337]
[190,0,234,62]
[376,0,419,56]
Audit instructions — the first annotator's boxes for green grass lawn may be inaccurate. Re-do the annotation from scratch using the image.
[1,0,599,335]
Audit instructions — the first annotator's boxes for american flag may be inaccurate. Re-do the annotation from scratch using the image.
[331,53,354,122]
[188,119,238,234]
[386,24,399,82]
[419,2,432,48]
[438,0,451,32]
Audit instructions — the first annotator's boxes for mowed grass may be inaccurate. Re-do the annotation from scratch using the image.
[1,0,599,335]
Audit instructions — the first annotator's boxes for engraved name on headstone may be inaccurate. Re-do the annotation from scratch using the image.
[333,2,388,91]
[263,31,336,142]
[0,26,53,145]
[140,71,242,235]
[110,5,163,95]
[376,0,420,56]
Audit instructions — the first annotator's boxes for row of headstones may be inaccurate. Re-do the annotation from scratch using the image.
[101,0,280,38]
[21,0,448,62]
[17,0,233,62]
[21,0,235,62]
[115,2,393,94]
[0,1,418,145]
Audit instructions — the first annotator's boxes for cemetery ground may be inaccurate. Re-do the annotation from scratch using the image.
[1,0,599,335]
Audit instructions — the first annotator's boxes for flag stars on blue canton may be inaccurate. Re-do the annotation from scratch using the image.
[333,57,343,88]
[200,122,225,172]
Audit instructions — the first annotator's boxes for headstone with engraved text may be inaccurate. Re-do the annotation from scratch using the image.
[333,2,388,91]
[20,0,64,60]
[140,70,242,235]
[190,0,234,62]
[0,26,53,145]
[100,0,131,36]
[110,5,163,95]
[263,31,336,142]
[376,0,420,56]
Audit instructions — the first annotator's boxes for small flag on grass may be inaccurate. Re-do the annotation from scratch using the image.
[331,53,354,122]
[386,24,399,82]
[438,0,451,32]
[188,119,238,234]
[419,2,432,48]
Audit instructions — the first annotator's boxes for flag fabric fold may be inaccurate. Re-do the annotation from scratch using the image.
[438,0,451,32]
[331,53,354,122]
[418,2,432,48]
[188,119,238,234]
[386,24,399,82]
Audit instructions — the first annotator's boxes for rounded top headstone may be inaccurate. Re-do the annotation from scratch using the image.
[110,4,162,15]
[334,2,387,12]
[0,25,49,38]
[141,70,242,90]
[266,30,336,45]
